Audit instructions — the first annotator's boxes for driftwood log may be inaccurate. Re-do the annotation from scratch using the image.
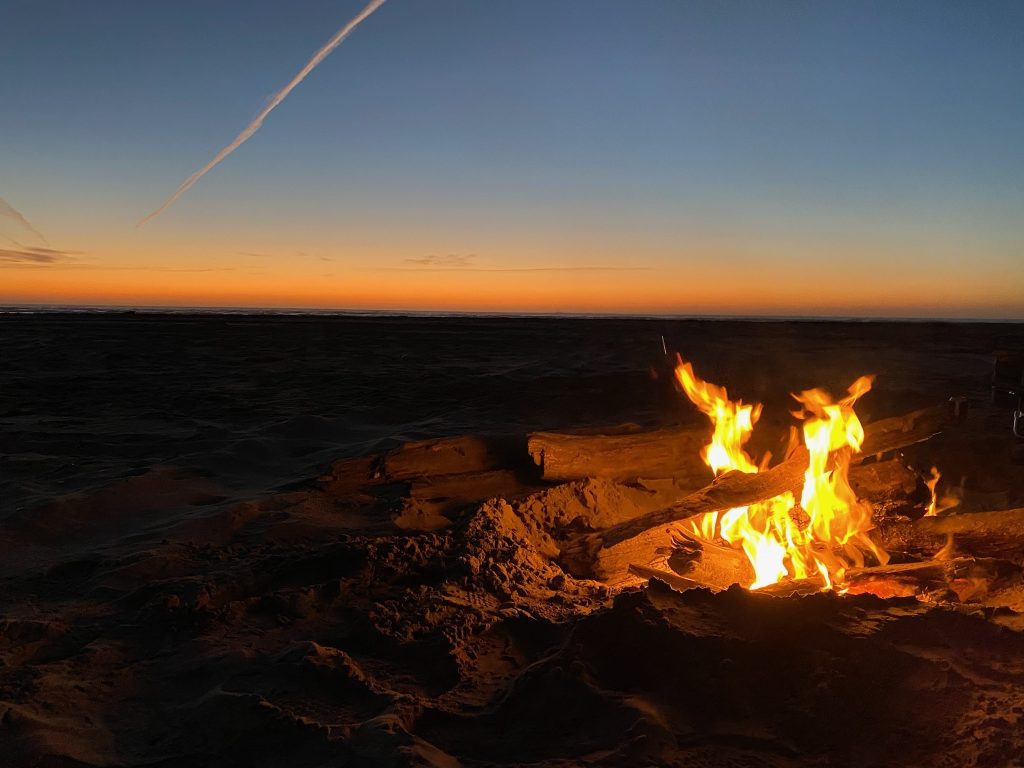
[322,434,533,489]
[561,402,957,582]
[755,557,1018,600]
[848,459,919,500]
[527,425,711,484]
[662,529,754,590]
[631,556,1019,604]
[877,507,1024,562]
[528,408,943,487]
[320,434,540,522]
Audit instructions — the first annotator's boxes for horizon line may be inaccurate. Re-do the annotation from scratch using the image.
[2,301,1023,324]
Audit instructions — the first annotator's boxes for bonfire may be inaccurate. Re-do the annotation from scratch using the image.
[535,352,1024,606]
[674,356,888,590]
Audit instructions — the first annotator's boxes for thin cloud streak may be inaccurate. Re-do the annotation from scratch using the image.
[0,197,48,244]
[0,246,235,273]
[107,267,238,273]
[378,266,653,273]
[138,0,388,226]
[0,246,76,265]
[406,253,476,267]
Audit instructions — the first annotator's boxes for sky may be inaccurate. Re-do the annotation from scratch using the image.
[1,0,1022,317]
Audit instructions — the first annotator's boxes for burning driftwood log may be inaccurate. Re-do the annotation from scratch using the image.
[848,458,919,500]
[560,402,958,582]
[839,557,1020,602]
[631,556,1020,603]
[527,424,916,490]
[877,507,1024,562]
[629,508,1024,598]
[659,529,754,590]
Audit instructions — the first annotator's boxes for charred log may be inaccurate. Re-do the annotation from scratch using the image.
[876,507,1024,562]
[753,557,1019,602]
[633,556,1019,605]
[848,459,919,501]
[841,557,1019,602]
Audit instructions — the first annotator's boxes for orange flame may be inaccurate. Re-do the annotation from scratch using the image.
[673,358,760,475]
[924,467,941,517]
[675,357,888,589]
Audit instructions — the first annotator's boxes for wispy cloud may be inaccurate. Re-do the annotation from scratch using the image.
[0,245,77,266]
[0,197,48,245]
[236,249,328,262]
[402,267,652,273]
[95,265,237,273]
[406,253,477,268]
[0,246,239,273]
[138,0,389,225]
[145,267,237,273]
[391,257,651,273]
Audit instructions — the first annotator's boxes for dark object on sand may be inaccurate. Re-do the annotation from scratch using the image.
[992,350,1024,437]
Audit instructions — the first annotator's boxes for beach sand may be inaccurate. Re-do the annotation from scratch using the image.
[2,313,1024,766]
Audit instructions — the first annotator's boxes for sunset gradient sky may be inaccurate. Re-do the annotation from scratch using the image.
[2,0,1022,317]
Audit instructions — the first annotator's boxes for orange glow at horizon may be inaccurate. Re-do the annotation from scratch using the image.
[3,241,1023,317]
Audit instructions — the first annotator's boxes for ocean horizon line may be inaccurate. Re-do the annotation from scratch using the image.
[1,302,1022,324]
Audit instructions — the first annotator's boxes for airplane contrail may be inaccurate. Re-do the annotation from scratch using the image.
[0,196,48,244]
[138,0,388,226]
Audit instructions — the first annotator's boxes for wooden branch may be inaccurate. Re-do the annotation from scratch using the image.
[848,459,919,501]
[750,561,953,598]
[843,557,1017,602]
[757,557,1018,601]
[560,402,955,581]
[856,402,960,457]
[628,563,709,593]
[527,425,712,484]
[633,556,1019,604]
[876,507,1024,561]
[663,530,754,590]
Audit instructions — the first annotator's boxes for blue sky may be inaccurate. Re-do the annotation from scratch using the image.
[2,0,1022,315]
